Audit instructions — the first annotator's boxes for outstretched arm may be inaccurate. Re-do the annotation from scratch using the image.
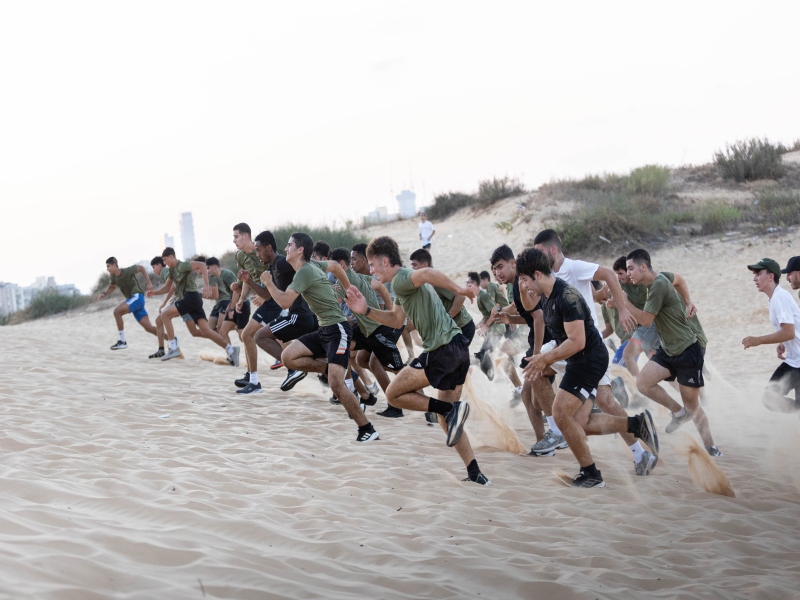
[260,270,299,310]
[743,323,795,349]
[670,273,697,318]
[409,268,476,301]
[137,265,154,295]
[345,286,406,329]
[594,266,635,331]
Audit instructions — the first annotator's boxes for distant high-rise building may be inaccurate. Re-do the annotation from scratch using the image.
[396,190,417,218]
[179,212,196,259]
[164,233,175,250]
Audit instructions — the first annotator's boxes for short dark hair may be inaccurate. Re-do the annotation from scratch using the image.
[533,229,562,250]
[479,270,491,281]
[352,243,368,258]
[490,244,514,267]
[233,223,251,237]
[193,255,206,262]
[467,271,481,285]
[254,230,277,251]
[626,249,652,269]
[516,248,551,277]
[612,256,628,272]
[290,232,313,262]
[106,257,118,266]
[205,257,220,267]
[313,240,331,259]
[367,236,403,267]
[162,247,176,258]
[409,248,432,266]
[150,256,164,267]
[330,247,351,264]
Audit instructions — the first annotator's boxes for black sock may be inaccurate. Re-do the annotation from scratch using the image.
[428,398,452,416]
[158,347,164,351]
[466,459,481,478]
[626,415,639,434]
[358,422,373,434]
[581,462,601,478]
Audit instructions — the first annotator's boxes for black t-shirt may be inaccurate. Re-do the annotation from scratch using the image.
[541,278,607,367]
[271,255,311,316]
[512,276,552,347]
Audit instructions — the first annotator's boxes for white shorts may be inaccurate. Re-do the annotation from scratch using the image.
[541,340,612,386]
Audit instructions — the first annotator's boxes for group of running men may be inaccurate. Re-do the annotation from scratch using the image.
[98,223,800,488]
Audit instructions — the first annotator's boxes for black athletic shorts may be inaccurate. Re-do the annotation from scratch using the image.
[650,340,705,388]
[363,325,405,371]
[410,334,470,391]
[520,346,556,383]
[175,291,206,323]
[298,321,352,369]
[768,362,800,401]
[559,357,608,402]
[253,298,283,326]
[460,320,476,344]
[269,312,318,343]
[225,299,250,330]
[210,299,229,318]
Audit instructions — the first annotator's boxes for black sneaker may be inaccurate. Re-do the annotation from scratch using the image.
[317,374,329,388]
[571,470,605,488]
[445,401,470,447]
[477,350,494,381]
[234,372,250,388]
[707,445,723,457]
[462,472,492,486]
[110,340,128,350]
[360,393,378,407]
[281,370,307,391]
[425,412,439,426]
[149,348,165,359]
[329,394,341,405]
[236,382,262,395]
[611,376,629,409]
[356,425,380,442]
[632,410,659,457]
[377,405,404,418]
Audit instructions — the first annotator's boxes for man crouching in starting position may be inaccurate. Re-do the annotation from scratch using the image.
[345,235,491,485]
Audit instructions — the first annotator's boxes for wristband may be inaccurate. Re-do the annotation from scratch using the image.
[365,306,371,317]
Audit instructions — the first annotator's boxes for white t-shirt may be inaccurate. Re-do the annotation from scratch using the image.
[418,221,435,245]
[769,286,800,368]
[553,257,601,332]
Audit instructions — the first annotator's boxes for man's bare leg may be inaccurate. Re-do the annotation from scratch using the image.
[636,361,683,413]
[520,380,545,441]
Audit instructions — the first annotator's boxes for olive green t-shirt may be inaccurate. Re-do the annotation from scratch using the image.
[111,265,143,299]
[289,262,346,327]
[235,249,267,281]
[621,280,649,311]
[160,269,171,284]
[643,274,697,356]
[660,272,707,349]
[392,268,460,352]
[317,262,381,336]
[478,290,506,336]
[487,282,509,308]
[506,283,515,303]
[602,304,632,343]
[433,285,472,329]
[169,261,198,300]
[209,269,237,303]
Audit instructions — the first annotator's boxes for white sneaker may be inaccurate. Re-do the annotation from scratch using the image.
[161,347,182,361]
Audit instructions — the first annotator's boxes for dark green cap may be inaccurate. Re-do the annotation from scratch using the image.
[747,258,781,279]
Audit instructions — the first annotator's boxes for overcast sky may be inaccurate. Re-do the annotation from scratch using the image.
[1,1,798,293]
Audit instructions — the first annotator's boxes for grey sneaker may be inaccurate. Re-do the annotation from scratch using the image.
[445,401,470,447]
[228,346,241,368]
[634,450,658,476]
[110,340,127,350]
[529,430,568,456]
[161,347,182,361]
[707,445,723,457]
[611,376,629,409]
[510,389,522,408]
[367,382,380,396]
[665,409,692,433]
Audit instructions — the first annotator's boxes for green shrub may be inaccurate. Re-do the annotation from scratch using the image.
[23,290,90,320]
[426,191,476,220]
[750,189,800,226]
[699,205,741,234]
[714,138,785,182]
[623,165,670,196]
[92,272,111,295]
[476,176,526,207]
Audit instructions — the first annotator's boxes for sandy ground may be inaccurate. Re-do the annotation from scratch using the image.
[1,208,799,598]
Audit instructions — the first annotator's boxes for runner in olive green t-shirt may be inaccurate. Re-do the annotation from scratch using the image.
[96,257,157,350]
[623,249,720,457]
[344,235,491,486]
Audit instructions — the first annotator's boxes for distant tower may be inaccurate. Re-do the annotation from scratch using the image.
[164,233,175,249]
[179,212,196,259]
[396,190,417,219]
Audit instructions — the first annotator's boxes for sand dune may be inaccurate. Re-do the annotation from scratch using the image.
[1,209,799,598]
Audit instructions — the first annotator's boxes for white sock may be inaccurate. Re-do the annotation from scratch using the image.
[345,378,355,393]
[250,371,259,385]
[169,339,177,351]
[629,441,645,462]
[119,331,126,342]
[546,416,562,436]
[225,344,233,355]
[674,407,687,418]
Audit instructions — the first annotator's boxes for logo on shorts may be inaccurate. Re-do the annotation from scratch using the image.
[687,377,694,384]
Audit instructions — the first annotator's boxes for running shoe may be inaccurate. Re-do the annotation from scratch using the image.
[665,409,692,433]
[611,376,629,409]
[234,372,250,388]
[329,395,341,405]
[445,401,470,447]
[270,360,284,370]
[632,410,659,457]
[228,346,241,368]
[475,350,494,381]
[510,389,522,408]
[634,450,658,476]
[317,374,329,388]
[367,382,380,396]
[377,405,404,418]
[360,393,378,407]
[528,430,568,456]
[161,347,182,361]
[356,425,380,442]
[110,340,128,350]
[425,411,439,426]
[571,470,606,488]
[281,370,307,391]
[707,445,723,457]
[149,348,165,359]
[237,382,262,395]
[463,473,492,486]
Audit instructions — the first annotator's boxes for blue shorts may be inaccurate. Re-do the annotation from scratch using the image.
[612,340,628,367]
[126,294,148,322]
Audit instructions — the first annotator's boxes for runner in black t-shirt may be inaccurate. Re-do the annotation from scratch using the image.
[516,248,659,488]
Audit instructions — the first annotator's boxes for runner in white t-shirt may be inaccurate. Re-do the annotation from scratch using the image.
[743,258,800,413]
[418,212,435,249]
